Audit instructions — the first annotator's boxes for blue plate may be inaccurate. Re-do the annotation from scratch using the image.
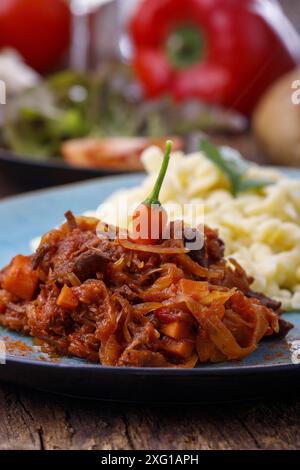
[0,173,299,402]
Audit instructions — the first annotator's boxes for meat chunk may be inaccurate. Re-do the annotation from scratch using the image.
[187,226,225,267]
[247,290,293,338]
[247,290,281,311]
[73,249,110,281]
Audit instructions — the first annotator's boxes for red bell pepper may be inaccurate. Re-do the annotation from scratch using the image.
[130,0,300,115]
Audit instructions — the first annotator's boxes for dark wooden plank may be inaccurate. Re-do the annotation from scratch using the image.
[121,403,258,450]
[0,382,299,450]
[0,384,132,450]
[232,399,300,450]
[0,384,40,450]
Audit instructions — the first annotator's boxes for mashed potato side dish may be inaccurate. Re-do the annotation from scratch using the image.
[88,146,300,311]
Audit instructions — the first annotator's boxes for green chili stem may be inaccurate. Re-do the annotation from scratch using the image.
[145,140,173,206]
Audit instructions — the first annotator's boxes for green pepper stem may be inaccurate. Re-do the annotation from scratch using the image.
[145,140,173,206]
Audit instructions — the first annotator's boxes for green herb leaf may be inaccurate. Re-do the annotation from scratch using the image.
[200,139,273,196]
[237,178,273,192]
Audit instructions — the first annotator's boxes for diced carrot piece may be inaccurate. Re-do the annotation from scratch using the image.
[161,321,191,340]
[178,278,233,305]
[178,278,209,298]
[57,285,79,309]
[2,255,38,300]
[159,337,195,359]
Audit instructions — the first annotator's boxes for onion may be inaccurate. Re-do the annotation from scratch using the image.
[177,254,223,280]
[200,314,256,360]
[67,272,82,287]
[133,302,163,315]
[176,354,199,369]
[118,238,189,254]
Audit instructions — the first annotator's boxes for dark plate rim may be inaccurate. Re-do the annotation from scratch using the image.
[0,147,141,175]
[1,147,298,178]
[0,171,142,205]
[4,354,300,376]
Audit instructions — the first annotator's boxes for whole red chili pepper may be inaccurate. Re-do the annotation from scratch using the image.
[130,0,300,115]
[131,140,172,245]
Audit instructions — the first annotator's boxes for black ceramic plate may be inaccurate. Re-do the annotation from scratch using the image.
[0,175,299,403]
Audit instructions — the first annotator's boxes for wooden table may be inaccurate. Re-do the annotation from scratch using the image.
[0,0,300,452]
[0,383,299,450]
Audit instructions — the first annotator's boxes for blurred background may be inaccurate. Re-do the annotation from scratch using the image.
[0,0,299,196]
